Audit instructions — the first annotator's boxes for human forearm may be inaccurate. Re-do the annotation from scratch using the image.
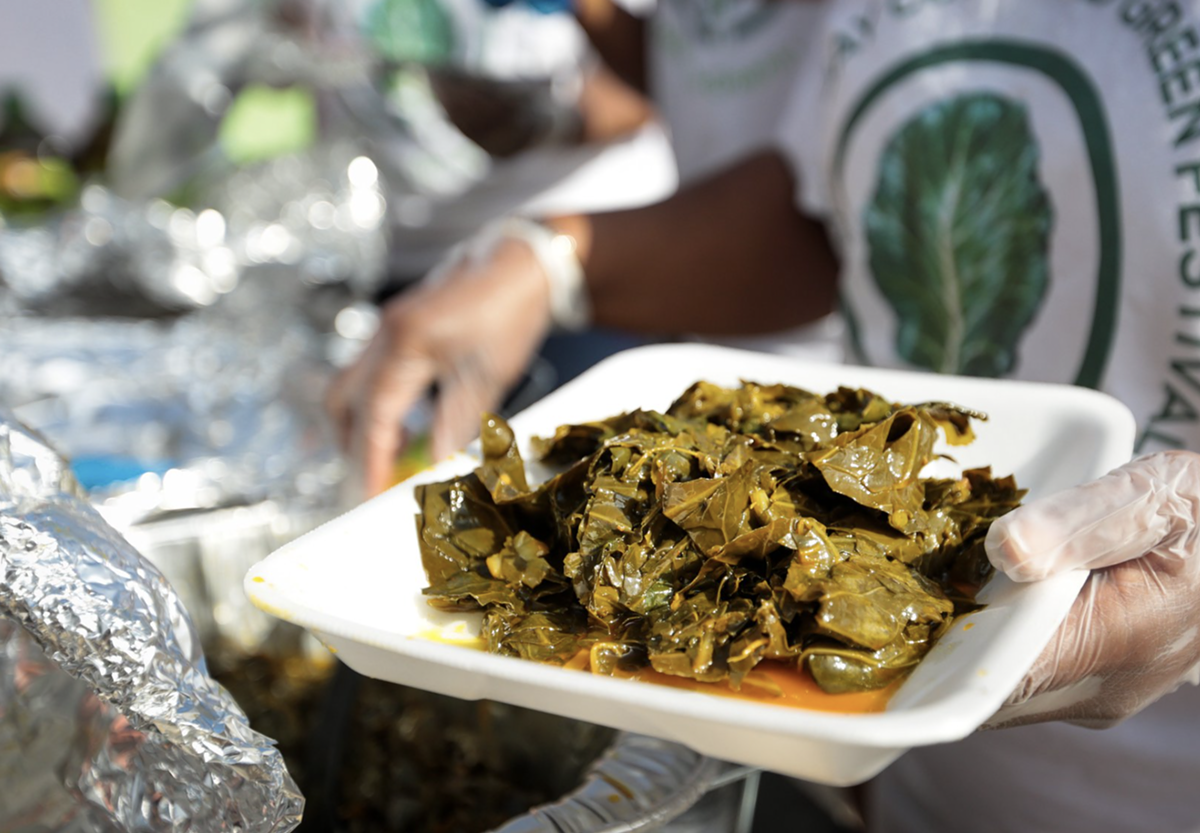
[548,150,839,335]
[573,0,647,93]
[575,63,656,144]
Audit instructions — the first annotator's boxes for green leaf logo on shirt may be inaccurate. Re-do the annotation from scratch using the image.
[864,92,1053,377]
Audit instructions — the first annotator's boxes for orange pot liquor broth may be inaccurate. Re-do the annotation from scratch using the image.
[414,631,898,714]
[573,654,898,714]
[627,660,897,713]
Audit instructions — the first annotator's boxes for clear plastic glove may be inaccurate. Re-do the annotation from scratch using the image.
[985,450,1200,728]
[326,232,553,498]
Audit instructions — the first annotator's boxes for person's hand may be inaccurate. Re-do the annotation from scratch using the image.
[985,450,1200,728]
[326,233,553,498]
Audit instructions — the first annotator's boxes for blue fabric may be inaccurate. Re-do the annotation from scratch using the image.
[71,455,177,491]
[479,0,572,12]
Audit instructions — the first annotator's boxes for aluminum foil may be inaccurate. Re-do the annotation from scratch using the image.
[0,152,387,321]
[0,412,303,832]
[0,309,345,525]
[0,0,391,680]
[494,734,747,833]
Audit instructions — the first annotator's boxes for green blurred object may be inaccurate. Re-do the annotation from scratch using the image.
[92,0,193,96]
[218,84,318,164]
[0,93,82,217]
[364,0,456,65]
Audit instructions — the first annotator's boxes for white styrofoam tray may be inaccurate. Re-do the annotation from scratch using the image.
[246,344,1136,786]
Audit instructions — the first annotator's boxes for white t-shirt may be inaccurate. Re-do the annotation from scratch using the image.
[649,0,844,361]
[778,2,1200,830]
[649,0,826,183]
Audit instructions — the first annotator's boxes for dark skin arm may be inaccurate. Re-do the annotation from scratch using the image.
[567,3,836,330]
[574,0,648,93]
[576,61,656,144]
[428,0,654,158]
[550,149,839,334]
[428,61,654,157]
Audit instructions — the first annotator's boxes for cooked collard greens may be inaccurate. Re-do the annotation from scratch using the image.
[414,381,1024,695]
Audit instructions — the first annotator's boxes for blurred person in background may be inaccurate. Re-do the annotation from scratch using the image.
[362,0,681,293]
[327,0,842,496]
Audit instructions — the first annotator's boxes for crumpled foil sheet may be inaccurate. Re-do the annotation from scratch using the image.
[0,131,384,530]
[0,144,383,653]
[0,310,345,530]
[0,149,386,321]
[0,412,303,832]
[0,290,352,653]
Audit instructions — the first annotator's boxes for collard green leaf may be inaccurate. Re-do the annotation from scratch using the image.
[865,92,1052,377]
[482,608,590,665]
[711,516,839,567]
[476,412,530,501]
[485,531,554,589]
[423,570,521,613]
[803,626,936,695]
[755,599,804,661]
[809,557,952,651]
[661,459,761,555]
[588,641,648,675]
[920,402,984,446]
[607,515,702,616]
[644,590,758,684]
[570,473,649,596]
[668,380,841,451]
[809,408,938,534]
[824,386,897,433]
[415,473,516,585]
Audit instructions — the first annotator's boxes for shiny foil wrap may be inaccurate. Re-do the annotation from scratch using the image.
[493,734,741,833]
[0,271,354,656]
[0,310,345,530]
[0,413,303,832]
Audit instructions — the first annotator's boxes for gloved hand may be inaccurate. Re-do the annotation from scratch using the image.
[326,231,554,498]
[985,450,1200,728]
